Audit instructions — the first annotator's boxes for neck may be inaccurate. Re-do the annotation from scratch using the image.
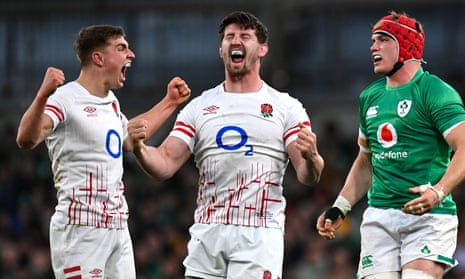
[386,61,421,87]
[76,69,109,98]
[224,67,263,93]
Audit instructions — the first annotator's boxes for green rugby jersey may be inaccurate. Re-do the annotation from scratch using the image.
[359,68,465,214]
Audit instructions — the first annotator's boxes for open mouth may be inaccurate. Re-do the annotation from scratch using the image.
[231,50,245,63]
[372,55,382,63]
[121,62,131,80]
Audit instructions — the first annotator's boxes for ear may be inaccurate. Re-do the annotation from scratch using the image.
[258,43,269,58]
[219,47,223,58]
[91,51,104,66]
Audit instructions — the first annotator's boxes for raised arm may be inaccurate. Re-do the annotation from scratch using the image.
[126,76,192,181]
[123,77,190,152]
[130,135,192,181]
[16,67,65,149]
[288,123,325,185]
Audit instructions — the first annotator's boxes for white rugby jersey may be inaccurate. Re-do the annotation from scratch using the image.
[170,82,311,231]
[44,81,129,229]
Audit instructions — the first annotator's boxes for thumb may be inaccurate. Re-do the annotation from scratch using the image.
[324,219,333,229]
[409,183,431,194]
[408,186,422,194]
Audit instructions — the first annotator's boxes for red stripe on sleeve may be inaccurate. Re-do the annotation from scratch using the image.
[64,265,81,273]
[283,129,299,142]
[283,121,312,141]
[173,127,194,138]
[174,121,195,133]
[45,104,64,122]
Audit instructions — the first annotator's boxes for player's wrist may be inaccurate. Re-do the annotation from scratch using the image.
[430,185,446,203]
[324,207,345,221]
[420,182,446,203]
[325,195,352,221]
[132,141,146,155]
[333,195,352,217]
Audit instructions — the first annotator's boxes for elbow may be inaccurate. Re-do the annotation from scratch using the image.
[148,171,174,183]
[16,136,37,149]
[137,162,174,182]
[311,172,323,185]
[299,157,324,186]
[298,171,321,186]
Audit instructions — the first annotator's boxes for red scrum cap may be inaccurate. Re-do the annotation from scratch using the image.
[372,12,425,63]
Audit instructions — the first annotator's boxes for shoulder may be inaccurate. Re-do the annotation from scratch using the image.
[418,71,456,92]
[48,81,80,104]
[415,71,462,105]
[262,82,303,106]
[179,84,222,113]
[199,84,222,98]
[360,77,386,98]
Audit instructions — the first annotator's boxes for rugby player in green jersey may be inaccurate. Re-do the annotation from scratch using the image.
[317,11,465,279]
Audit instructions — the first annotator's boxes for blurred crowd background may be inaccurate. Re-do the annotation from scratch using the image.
[1,0,465,278]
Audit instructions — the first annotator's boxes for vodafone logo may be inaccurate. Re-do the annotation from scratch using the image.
[377,122,397,148]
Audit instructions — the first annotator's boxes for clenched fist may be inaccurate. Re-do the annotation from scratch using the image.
[38,67,65,98]
[166,77,191,105]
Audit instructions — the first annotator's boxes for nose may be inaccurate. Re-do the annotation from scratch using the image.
[230,35,242,45]
[128,49,136,59]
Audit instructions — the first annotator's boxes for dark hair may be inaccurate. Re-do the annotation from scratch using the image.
[218,11,269,44]
[73,25,126,66]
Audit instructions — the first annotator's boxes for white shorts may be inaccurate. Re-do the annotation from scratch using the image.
[49,214,136,279]
[183,223,284,279]
[357,207,458,278]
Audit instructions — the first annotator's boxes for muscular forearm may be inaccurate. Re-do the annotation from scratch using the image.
[16,94,51,149]
[434,146,465,196]
[339,151,372,205]
[132,77,191,140]
[133,96,180,139]
[297,153,324,185]
[17,67,64,149]
[125,97,182,153]
[435,123,465,196]
[132,137,191,181]
[132,143,174,181]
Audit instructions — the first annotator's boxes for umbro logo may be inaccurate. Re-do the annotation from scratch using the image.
[83,106,97,117]
[89,268,103,278]
[203,105,220,115]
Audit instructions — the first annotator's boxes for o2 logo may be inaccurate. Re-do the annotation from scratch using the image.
[106,129,122,158]
[216,126,254,156]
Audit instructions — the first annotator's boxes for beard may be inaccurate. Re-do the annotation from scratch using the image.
[226,65,248,78]
[225,56,258,79]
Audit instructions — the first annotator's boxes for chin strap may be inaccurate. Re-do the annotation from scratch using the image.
[386,62,404,77]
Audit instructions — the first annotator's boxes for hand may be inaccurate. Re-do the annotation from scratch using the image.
[402,184,441,215]
[295,123,319,160]
[166,77,191,105]
[38,67,65,98]
[316,208,345,240]
[127,118,148,149]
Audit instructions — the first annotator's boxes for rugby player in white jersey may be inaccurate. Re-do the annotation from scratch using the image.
[17,25,190,279]
[128,11,324,279]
